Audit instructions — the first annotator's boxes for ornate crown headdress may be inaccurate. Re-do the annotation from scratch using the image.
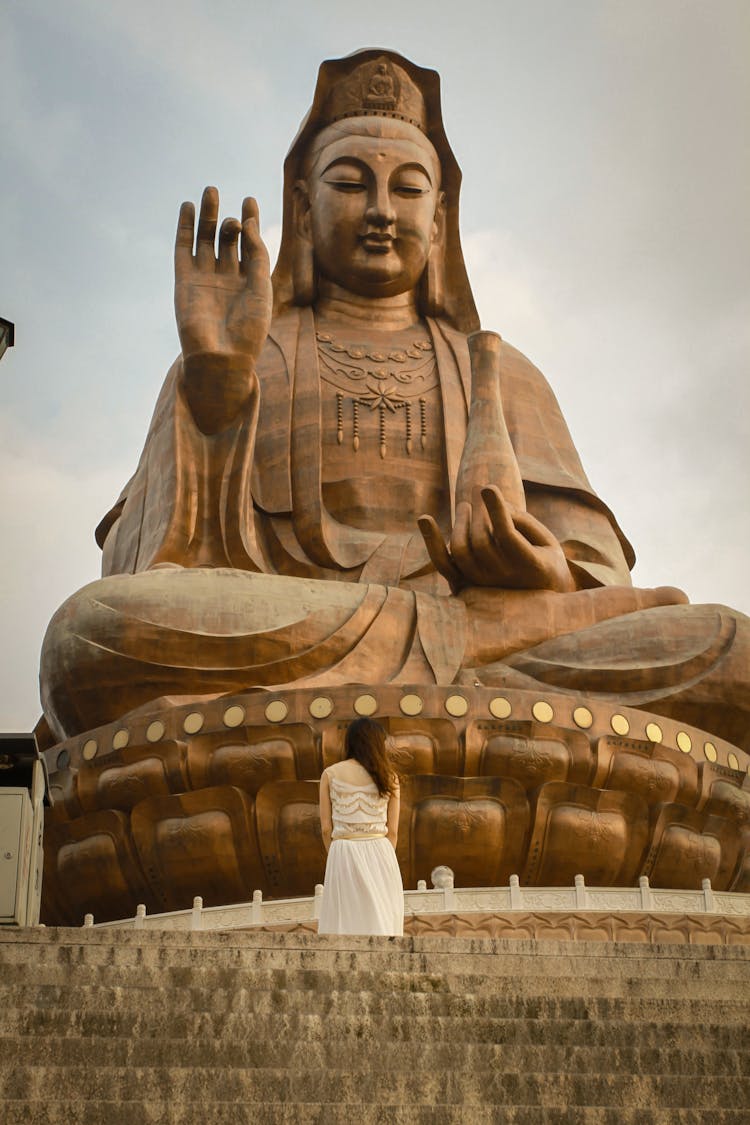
[320,56,427,132]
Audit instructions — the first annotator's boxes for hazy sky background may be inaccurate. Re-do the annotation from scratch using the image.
[1,0,748,732]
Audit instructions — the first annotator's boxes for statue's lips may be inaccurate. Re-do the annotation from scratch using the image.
[360,234,394,254]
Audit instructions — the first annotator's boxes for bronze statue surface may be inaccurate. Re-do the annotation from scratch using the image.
[37,50,750,923]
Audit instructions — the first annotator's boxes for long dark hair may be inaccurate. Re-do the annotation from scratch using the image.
[344,718,397,797]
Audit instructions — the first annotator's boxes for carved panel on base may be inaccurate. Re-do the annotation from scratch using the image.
[39,686,750,924]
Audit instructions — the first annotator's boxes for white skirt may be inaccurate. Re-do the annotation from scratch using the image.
[318,837,404,936]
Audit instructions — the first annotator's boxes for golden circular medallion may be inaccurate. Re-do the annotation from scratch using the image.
[676,731,692,754]
[489,696,512,720]
[183,712,205,735]
[223,705,246,729]
[353,694,378,716]
[82,739,98,762]
[399,694,423,716]
[146,720,165,743]
[532,700,554,724]
[703,741,717,763]
[728,752,739,771]
[264,700,288,724]
[572,706,593,729]
[309,696,333,719]
[112,729,130,750]
[610,714,630,736]
[445,694,469,717]
[645,722,663,744]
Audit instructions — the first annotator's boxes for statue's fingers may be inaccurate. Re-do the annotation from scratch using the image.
[480,487,553,582]
[417,516,463,589]
[468,492,505,574]
[174,201,195,275]
[241,196,259,226]
[508,505,558,549]
[447,503,472,571]
[195,186,219,267]
[470,513,510,579]
[217,217,241,274]
[240,197,271,285]
[241,217,271,280]
[449,503,487,587]
[481,487,518,548]
[470,490,492,544]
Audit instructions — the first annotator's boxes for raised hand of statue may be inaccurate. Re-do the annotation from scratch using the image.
[418,486,575,594]
[174,186,272,433]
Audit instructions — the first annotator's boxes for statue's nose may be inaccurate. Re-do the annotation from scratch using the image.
[365,183,396,226]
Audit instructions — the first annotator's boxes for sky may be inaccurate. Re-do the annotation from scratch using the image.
[1,0,748,733]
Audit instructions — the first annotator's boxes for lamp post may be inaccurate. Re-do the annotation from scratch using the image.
[0,318,15,361]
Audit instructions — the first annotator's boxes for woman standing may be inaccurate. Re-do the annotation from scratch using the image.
[318,718,404,936]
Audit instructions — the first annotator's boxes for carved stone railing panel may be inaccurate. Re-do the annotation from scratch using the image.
[88,877,750,947]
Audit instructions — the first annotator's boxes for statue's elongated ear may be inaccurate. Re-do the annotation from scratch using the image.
[432,190,447,246]
[422,191,447,317]
[293,180,312,240]
[292,180,316,306]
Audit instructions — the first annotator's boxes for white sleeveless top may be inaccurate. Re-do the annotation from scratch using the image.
[327,769,389,839]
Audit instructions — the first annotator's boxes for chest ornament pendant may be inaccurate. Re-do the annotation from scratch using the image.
[316,332,437,458]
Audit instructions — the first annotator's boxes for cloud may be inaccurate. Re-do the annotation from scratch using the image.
[61,0,271,109]
[0,418,125,729]
[0,20,89,194]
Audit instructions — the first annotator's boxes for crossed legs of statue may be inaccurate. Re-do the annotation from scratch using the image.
[40,568,750,751]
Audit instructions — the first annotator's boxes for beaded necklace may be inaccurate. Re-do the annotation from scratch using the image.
[316,330,438,458]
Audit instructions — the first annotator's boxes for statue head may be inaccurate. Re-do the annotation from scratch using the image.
[272,49,480,333]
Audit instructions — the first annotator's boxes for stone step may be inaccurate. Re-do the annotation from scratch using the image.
[2,1065,748,1110]
[6,1103,750,1125]
[2,1007,743,1048]
[1,981,746,1030]
[4,951,748,991]
[1,931,746,981]
[1,982,745,1025]
[1,971,744,1011]
[2,930,747,1120]
[0,1034,744,1077]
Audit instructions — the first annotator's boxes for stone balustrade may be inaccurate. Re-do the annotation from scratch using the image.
[84,874,750,933]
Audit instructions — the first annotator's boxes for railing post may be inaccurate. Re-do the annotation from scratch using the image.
[313,884,324,919]
[251,889,263,926]
[430,866,455,911]
[509,874,522,909]
[702,878,715,913]
[639,875,652,911]
[83,913,94,928]
[134,903,146,930]
[191,896,203,931]
[574,874,587,909]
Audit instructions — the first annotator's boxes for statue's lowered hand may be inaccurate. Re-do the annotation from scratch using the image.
[418,485,575,594]
[421,331,574,591]
[174,186,272,432]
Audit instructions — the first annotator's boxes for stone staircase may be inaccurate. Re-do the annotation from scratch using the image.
[0,928,748,1123]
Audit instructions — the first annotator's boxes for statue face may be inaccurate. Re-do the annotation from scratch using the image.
[301,119,442,299]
